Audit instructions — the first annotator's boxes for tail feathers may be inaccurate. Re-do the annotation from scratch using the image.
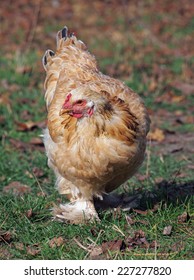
[59,26,75,40]
[56,26,68,43]
[61,26,68,39]
[42,49,55,71]
[42,26,87,72]
[56,26,87,51]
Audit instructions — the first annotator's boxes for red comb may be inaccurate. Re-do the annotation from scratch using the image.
[62,93,72,109]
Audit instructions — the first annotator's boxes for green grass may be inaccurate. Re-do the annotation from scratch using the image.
[0,6,194,259]
[0,191,193,259]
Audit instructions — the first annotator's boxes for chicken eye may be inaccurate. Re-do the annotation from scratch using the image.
[75,100,84,105]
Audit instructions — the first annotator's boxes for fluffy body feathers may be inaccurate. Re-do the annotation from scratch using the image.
[42,27,150,223]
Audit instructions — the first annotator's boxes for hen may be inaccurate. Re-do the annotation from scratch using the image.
[42,26,150,224]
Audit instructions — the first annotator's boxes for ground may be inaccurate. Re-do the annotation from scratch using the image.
[0,0,193,259]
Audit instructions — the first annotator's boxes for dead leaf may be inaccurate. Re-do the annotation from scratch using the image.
[148,128,165,142]
[2,81,20,92]
[16,121,37,131]
[125,215,135,225]
[89,246,103,258]
[16,65,32,74]
[188,165,194,170]
[32,167,44,177]
[154,177,164,184]
[134,229,146,239]
[163,225,172,236]
[101,240,126,253]
[149,240,160,249]
[0,247,12,259]
[136,174,149,181]
[29,137,44,146]
[126,230,149,249]
[25,209,33,218]
[171,241,185,252]
[138,220,149,225]
[15,243,24,250]
[185,116,194,124]
[0,230,12,243]
[0,116,6,125]
[149,79,158,92]
[175,172,187,178]
[125,215,148,226]
[25,171,34,179]
[0,93,10,105]
[133,209,148,215]
[155,91,185,104]
[26,245,40,256]
[9,138,44,152]
[90,227,98,237]
[171,95,185,103]
[37,191,47,197]
[178,212,190,223]
[3,181,31,196]
[20,110,33,121]
[9,138,28,151]
[171,81,194,95]
[49,237,65,248]
[15,120,46,131]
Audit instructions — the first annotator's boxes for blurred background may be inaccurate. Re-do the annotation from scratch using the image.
[1,0,194,78]
[1,0,194,161]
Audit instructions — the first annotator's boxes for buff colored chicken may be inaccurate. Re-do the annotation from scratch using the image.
[42,26,150,224]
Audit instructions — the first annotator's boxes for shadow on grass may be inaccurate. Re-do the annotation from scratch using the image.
[94,180,194,211]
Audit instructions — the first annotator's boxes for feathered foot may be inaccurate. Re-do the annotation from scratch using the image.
[52,200,100,224]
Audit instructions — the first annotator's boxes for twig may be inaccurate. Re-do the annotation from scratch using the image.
[87,229,104,245]
[73,237,90,252]
[24,0,41,52]
[74,233,104,260]
[32,171,45,196]
[84,229,104,259]
[0,214,9,228]
[112,224,125,237]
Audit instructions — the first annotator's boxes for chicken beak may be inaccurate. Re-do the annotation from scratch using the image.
[59,107,72,116]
